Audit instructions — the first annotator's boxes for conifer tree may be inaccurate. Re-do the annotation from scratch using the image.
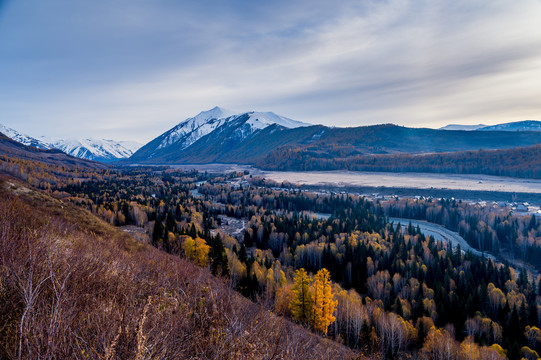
[289,268,313,323]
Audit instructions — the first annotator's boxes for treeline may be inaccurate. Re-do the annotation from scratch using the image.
[258,144,541,179]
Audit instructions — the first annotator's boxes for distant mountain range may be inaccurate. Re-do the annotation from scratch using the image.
[47,138,142,162]
[0,123,141,162]
[440,120,541,132]
[439,124,487,131]
[3,115,541,167]
[0,132,106,169]
[127,109,541,166]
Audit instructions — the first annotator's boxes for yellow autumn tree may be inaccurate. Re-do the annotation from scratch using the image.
[521,346,540,360]
[182,236,210,266]
[420,327,458,359]
[312,268,338,335]
[289,268,313,323]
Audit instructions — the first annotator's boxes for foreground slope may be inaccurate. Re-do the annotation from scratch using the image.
[0,175,358,359]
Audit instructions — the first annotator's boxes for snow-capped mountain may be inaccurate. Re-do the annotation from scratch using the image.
[130,106,311,162]
[0,123,51,149]
[156,107,237,151]
[439,124,486,131]
[156,106,309,151]
[0,123,142,162]
[48,138,142,162]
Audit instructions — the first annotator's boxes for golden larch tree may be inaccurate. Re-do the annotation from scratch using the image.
[312,268,337,335]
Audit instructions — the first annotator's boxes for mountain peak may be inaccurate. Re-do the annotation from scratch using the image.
[131,107,312,161]
[193,106,237,121]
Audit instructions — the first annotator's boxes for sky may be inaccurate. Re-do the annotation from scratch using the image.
[1,0,541,143]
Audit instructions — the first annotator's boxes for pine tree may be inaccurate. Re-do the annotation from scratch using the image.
[152,216,163,247]
[289,268,313,323]
[208,234,230,276]
[312,268,337,335]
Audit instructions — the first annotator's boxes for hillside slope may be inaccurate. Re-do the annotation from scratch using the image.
[0,176,358,359]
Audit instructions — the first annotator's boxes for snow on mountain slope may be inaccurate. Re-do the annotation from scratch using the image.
[245,111,310,130]
[0,123,51,149]
[440,120,541,132]
[478,120,541,131]
[48,138,143,161]
[156,107,237,151]
[151,106,311,153]
[439,124,486,131]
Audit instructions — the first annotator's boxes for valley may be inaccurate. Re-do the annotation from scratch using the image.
[4,1,541,358]
[167,163,541,205]
[158,163,541,195]
[261,170,541,195]
[4,113,541,360]
[2,134,541,359]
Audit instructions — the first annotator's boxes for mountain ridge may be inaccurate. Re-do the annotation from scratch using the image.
[0,131,107,169]
[128,117,541,166]
[440,120,541,132]
[0,123,51,149]
[0,123,142,162]
[129,107,311,162]
[46,137,142,162]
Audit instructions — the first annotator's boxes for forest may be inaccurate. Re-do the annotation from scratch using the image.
[2,152,541,359]
[258,144,541,179]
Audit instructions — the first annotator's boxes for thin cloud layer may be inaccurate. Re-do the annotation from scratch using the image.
[0,0,540,141]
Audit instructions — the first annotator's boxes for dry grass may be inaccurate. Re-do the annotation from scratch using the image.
[0,178,361,360]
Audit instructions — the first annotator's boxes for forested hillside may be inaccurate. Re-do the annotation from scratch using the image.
[259,144,541,179]
[0,167,357,359]
[127,123,541,169]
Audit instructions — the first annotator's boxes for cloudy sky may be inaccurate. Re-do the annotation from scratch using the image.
[1,0,541,142]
